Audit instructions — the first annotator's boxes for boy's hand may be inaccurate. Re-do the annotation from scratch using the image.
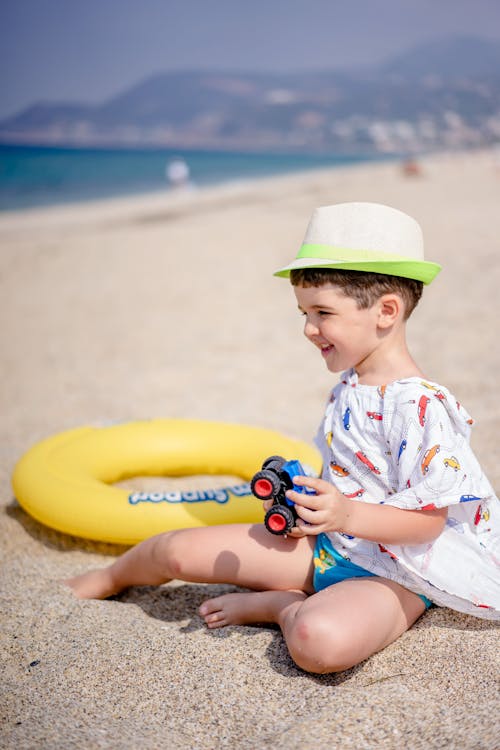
[285,476,351,537]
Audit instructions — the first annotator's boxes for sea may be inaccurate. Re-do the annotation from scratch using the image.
[0,144,381,212]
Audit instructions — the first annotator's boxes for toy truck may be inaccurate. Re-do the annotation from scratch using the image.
[251,455,314,535]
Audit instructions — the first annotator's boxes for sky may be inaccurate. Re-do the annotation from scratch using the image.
[1,0,500,119]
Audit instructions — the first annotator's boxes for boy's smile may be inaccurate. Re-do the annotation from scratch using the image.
[294,283,383,377]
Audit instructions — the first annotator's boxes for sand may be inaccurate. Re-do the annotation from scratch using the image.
[1,151,499,749]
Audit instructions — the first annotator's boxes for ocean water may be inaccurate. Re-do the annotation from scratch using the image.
[0,144,378,211]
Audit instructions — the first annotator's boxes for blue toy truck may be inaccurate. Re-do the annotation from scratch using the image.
[251,455,313,535]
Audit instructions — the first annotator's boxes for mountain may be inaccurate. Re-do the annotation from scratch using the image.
[2,35,499,154]
[380,35,500,80]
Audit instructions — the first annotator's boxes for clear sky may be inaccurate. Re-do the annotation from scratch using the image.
[1,0,499,119]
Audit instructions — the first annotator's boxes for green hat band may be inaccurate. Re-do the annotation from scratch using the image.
[274,243,442,284]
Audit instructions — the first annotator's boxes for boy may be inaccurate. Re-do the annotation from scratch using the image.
[67,203,500,673]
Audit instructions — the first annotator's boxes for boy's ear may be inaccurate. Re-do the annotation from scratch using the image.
[377,294,401,328]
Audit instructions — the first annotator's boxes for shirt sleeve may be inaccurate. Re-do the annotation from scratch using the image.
[382,384,491,511]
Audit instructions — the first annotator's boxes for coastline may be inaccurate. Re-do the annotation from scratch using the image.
[1,148,499,749]
[0,154,389,224]
[0,144,382,213]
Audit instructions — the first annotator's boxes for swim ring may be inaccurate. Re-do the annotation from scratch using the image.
[12,419,321,545]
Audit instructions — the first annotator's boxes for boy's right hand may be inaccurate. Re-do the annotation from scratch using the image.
[285,475,351,537]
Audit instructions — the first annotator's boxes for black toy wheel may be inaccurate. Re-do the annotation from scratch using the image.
[251,469,281,500]
[261,455,286,471]
[264,505,296,535]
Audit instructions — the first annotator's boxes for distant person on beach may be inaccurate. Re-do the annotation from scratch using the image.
[166,157,191,190]
[66,202,499,673]
[401,158,422,177]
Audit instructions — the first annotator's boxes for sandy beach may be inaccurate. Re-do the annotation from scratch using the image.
[1,151,499,748]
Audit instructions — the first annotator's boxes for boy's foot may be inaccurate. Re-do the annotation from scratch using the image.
[198,590,306,629]
[64,568,118,600]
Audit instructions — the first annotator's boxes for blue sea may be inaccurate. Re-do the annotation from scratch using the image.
[0,144,380,212]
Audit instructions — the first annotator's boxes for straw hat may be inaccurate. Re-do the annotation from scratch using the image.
[274,202,441,284]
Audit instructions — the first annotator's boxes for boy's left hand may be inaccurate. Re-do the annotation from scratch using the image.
[286,475,351,537]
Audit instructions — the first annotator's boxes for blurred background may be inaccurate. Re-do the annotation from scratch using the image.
[1,0,499,210]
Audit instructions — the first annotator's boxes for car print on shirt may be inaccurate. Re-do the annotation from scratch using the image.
[343,407,351,430]
[355,451,381,475]
[474,505,490,526]
[421,381,446,401]
[446,517,465,533]
[461,494,482,503]
[455,402,474,425]
[366,411,383,421]
[397,439,407,463]
[330,461,349,477]
[421,381,438,391]
[444,456,461,471]
[343,488,366,498]
[378,544,398,560]
[421,444,440,474]
[418,395,431,426]
[471,598,494,610]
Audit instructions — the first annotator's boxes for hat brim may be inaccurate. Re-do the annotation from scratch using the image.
[274,250,441,285]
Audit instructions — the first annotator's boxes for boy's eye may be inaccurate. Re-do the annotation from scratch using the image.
[298,309,334,317]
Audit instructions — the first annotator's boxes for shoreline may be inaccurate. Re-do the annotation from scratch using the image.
[0,145,387,215]
[0,148,483,233]
[0,146,492,221]
[0,154,390,222]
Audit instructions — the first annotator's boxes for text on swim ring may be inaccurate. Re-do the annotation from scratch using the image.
[128,482,252,506]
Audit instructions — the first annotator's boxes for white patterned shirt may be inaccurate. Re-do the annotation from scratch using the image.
[315,368,500,619]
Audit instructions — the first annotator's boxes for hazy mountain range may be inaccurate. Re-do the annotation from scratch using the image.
[2,35,500,154]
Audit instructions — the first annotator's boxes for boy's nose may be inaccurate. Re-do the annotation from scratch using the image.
[304,318,319,338]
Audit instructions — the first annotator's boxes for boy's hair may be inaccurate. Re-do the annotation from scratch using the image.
[290,268,423,319]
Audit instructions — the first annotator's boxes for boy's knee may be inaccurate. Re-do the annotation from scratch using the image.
[154,529,194,580]
[287,613,351,674]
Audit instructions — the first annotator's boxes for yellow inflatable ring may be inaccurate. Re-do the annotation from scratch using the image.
[12,419,321,545]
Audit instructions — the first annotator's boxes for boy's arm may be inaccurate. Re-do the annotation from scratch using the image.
[288,476,447,544]
[339,500,447,544]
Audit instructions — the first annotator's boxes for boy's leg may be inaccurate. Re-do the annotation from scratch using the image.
[66,525,427,674]
[275,575,427,673]
[65,523,316,599]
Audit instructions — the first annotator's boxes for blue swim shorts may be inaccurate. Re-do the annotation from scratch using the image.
[313,533,432,609]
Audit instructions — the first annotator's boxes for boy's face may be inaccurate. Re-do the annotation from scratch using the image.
[294,283,383,376]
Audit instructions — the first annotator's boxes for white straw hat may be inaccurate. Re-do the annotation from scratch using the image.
[274,202,441,284]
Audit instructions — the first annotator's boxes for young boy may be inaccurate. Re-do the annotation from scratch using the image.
[67,202,500,674]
